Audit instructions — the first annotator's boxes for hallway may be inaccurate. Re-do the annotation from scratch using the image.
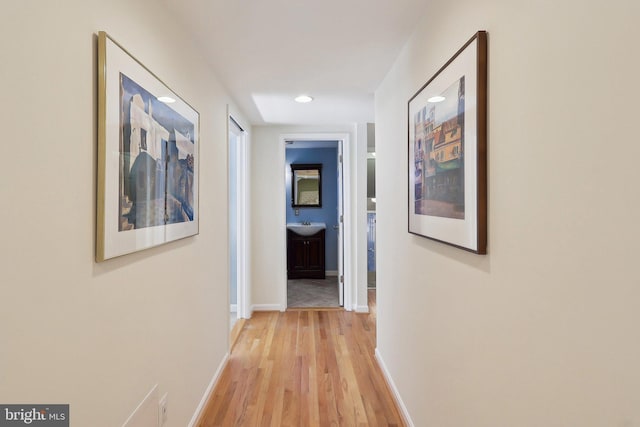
[197,291,403,426]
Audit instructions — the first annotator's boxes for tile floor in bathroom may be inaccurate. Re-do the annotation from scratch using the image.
[287,276,340,308]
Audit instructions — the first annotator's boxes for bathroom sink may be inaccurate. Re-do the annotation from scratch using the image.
[286,222,326,236]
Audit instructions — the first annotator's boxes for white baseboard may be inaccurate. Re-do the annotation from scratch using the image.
[188,352,230,427]
[252,304,284,312]
[355,305,369,313]
[375,348,414,427]
[326,270,338,276]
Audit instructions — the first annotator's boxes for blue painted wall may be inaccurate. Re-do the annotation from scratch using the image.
[286,147,339,272]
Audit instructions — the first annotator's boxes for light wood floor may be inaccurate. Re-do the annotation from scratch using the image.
[197,290,404,426]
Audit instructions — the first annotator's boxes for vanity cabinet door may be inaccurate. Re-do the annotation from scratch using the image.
[287,229,325,279]
[288,236,308,273]
[305,234,324,272]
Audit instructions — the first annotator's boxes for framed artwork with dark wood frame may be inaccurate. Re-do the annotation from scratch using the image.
[96,31,200,261]
[408,31,487,254]
[291,163,322,208]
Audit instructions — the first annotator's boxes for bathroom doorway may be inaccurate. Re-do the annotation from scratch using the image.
[285,140,343,308]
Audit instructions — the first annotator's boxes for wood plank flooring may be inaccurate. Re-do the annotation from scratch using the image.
[197,290,404,426]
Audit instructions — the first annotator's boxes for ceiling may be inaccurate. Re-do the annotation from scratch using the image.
[162,0,429,126]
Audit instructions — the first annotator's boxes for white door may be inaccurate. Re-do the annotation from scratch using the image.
[228,117,247,324]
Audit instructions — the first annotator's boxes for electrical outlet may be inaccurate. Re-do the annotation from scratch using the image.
[158,393,168,426]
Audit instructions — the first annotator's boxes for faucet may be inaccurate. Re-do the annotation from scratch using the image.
[302,221,310,225]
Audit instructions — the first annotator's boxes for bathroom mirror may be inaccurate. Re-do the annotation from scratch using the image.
[291,163,322,207]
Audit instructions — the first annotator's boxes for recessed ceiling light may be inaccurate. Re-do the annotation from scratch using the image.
[427,96,445,103]
[295,95,313,103]
[158,96,176,103]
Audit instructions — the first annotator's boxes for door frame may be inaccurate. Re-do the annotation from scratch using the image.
[229,113,250,320]
[337,142,344,306]
[280,133,352,311]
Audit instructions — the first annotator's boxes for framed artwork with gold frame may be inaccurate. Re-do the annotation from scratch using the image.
[97,31,199,262]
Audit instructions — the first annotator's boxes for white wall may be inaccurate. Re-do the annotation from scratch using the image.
[0,1,248,426]
[376,0,640,426]
[250,124,369,311]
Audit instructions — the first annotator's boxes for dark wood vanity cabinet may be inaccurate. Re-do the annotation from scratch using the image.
[287,229,325,279]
